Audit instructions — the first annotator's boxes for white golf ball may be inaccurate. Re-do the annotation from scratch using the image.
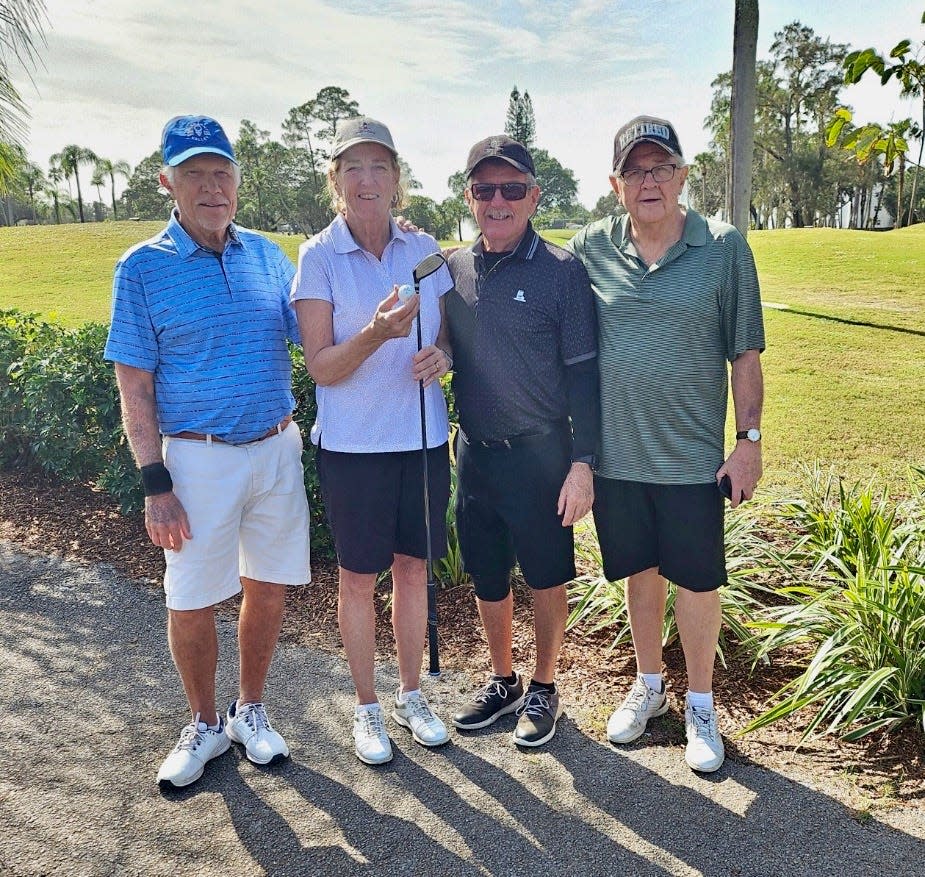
[397,284,415,302]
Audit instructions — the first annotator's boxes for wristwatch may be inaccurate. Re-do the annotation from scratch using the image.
[736,428,762,443]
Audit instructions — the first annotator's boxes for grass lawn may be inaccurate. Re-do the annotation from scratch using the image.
[1,220,922,491]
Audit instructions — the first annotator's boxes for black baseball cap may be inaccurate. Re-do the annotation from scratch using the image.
[612,115,683,173]
[465,135,535,178]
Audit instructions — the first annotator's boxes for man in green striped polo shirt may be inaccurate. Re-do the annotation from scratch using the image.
[568,115,765,773]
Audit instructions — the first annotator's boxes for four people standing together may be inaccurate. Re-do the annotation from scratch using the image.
[107,110,764,789]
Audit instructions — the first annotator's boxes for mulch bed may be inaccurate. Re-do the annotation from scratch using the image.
[1,463,921,809]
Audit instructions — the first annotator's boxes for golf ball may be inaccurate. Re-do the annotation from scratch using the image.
[397,284,415,302]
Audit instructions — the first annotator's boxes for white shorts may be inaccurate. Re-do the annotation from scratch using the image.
[161,421,312,610]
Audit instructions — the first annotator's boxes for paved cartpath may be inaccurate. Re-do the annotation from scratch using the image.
[1,542,923,877]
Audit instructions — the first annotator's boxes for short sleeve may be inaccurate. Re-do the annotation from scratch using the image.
[103,257,158,371]
[721,231,765,361]
[291,240,334,305]
[559,257,598,365]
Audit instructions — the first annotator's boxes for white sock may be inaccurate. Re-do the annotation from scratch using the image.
[641,673,664,693]
[355,702,381,714]
[687,690,714,711]
[397,688,421,704]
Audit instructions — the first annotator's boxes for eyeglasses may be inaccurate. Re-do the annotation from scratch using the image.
[469,182,532,201]
[619,163,678,187]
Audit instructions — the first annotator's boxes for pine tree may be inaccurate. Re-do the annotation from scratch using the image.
[504,85,535,148]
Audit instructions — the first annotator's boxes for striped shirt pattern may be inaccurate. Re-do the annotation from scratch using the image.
[104,214,299,444]
[568,209,765,483]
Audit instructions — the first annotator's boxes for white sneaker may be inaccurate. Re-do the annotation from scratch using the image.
[353,705,393,765]
[606,675,668,744]
[156,713,231,789]
[685,702,725,773]
[226,700,290,766]
[392,690,450,747]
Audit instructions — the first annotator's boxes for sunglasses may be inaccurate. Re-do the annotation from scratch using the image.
[469,182,532,202]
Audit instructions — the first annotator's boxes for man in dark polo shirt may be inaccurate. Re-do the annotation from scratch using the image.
[445,135,600,747]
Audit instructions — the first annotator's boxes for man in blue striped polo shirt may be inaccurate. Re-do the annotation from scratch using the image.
[568,116,766,773]
[104,115,311,789]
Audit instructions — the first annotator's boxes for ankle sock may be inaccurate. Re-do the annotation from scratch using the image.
[641,673,664,693]
[396,688,420,704]
[528,679,556,694]
[686,690,714,711]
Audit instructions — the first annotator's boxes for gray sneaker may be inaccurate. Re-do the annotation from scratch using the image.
[606,675,668,744]
[513,685,562,747]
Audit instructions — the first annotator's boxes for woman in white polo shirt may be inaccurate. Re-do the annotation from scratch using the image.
[291,116,453,766]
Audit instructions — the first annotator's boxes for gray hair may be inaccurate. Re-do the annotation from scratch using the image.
[161,161,242,188]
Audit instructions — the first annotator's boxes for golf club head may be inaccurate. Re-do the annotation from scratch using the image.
[412,252,446,287]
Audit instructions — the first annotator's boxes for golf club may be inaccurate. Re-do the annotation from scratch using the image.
[411,251,447,677]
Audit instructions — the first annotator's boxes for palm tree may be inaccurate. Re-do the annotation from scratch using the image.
[21,159,44,222]
[51,144,99,222]
[46,158,64,224]
[94,156,131,219]
[0,0,47,146]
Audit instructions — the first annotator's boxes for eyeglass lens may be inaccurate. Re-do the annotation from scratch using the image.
[621,164,677,186]
[470,183,529,201]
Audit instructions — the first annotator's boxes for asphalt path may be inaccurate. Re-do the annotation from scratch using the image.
[1,542,923,877]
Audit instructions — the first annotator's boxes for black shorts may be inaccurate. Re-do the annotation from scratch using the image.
[455,425,575,599]
[592,477,726,593]
[316,444,450,575]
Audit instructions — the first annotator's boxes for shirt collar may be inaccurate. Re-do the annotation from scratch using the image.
[611,208,707,257]
[331,213,407,255]
[471,221,540,261]
[166,210,244,259]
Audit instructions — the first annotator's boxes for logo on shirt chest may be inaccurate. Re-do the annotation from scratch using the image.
[513,289,526,302]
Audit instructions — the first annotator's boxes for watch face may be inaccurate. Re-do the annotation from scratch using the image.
[747,428,762,442]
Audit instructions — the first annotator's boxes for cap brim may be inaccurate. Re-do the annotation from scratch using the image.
[614,138,683,173]
[332,136,398,160]
[467,155,532,177]
[167,145,238,167]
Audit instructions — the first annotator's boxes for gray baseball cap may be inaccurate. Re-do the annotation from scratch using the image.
[332,116,398,159]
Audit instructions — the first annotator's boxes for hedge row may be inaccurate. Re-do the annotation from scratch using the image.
[0,309,334,557]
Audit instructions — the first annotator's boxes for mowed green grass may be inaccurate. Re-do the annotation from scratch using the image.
[1,220,922,490]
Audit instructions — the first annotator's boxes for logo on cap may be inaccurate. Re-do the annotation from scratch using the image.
[486,138,504,155]
[619,123,671,150]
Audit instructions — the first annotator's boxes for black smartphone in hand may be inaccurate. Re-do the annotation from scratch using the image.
[718,473,745,504]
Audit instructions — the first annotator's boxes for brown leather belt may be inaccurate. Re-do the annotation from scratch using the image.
[170,415,293,445]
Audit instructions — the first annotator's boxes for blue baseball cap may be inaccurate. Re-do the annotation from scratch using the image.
[161,115,237,166]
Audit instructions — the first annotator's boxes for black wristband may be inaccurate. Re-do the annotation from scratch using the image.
[140,462,173,497]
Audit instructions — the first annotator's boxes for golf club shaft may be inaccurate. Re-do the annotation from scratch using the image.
[415,285,440,676]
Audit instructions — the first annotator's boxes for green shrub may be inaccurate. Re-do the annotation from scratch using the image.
[744,470,925,740]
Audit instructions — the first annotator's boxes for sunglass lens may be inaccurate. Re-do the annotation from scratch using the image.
[471,183,528,201]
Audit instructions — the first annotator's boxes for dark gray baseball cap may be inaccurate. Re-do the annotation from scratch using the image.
[332,116,398,159]
[612,115,683,173]
[465,135,535,178]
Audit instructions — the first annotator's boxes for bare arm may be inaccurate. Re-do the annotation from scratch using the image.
[718,349,764,508]
[114,363,191,550]
[294,289,421,387]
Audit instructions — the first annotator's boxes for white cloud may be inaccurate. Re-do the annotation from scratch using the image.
[10,0,920,208]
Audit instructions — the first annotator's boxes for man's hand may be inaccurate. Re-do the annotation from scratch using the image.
[412,345,452,387]
[716,441,762,509]
[145,492,192,551]
[557,462,594,526]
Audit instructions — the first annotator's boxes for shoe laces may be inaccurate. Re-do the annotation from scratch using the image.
[517,689,551,718]
[475,678,510,703]
[403,693,440,725]
[688,705,717,741]
[622,679,655,714]
[175,711,210,752]
[238,701,272,733]
[357,708,386,738]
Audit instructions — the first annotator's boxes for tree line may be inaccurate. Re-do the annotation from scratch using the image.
[1,13,923,233]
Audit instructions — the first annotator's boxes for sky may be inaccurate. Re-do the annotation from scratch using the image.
[10,0,925,209]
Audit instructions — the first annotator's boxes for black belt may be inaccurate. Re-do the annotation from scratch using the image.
[461,421,565,450]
